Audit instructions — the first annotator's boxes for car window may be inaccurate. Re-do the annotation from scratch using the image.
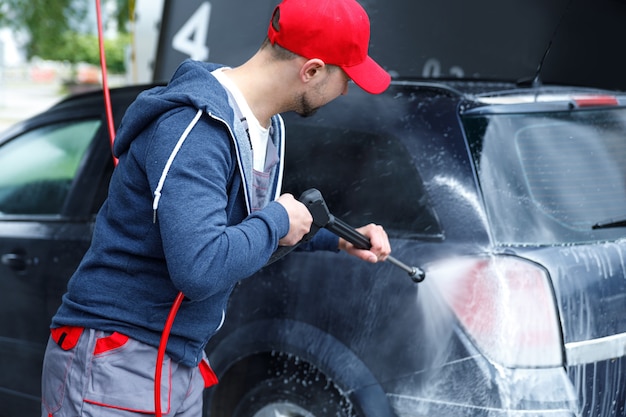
[0,119,101,216]
[281,124,441,239]
[464,107,626,244]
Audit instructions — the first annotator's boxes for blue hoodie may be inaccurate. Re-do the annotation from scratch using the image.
[51,60,338,367]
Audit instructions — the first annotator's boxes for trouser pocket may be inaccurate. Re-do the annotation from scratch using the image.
[50,326,84,350]
[199,357,218,388]
[84,334,175,414]
[41,327,83,414]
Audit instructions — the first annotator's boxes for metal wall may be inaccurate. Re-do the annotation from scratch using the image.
[153,0,626,91]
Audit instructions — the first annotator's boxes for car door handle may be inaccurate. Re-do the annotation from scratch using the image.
[1,253,35,272]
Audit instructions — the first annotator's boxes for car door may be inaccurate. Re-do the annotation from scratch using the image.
[0,113,112,416]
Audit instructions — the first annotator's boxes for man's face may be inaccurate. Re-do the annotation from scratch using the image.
[296,67,350,118]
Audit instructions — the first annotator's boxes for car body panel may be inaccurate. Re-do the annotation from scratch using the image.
[526,245,626,417]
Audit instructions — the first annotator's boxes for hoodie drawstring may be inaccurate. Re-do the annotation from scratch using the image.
[153,109,204,223]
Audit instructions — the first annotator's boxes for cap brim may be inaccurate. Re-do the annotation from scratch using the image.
[343,56,391,95]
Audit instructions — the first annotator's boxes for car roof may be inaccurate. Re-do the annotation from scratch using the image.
[48,83,162,112]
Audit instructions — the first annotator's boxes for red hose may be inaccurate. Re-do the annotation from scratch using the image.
[94,3,182,415]
[155,291,185,417]
[96,0,180,417]
[95,0,118,165]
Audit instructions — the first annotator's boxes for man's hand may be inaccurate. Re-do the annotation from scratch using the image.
[338,223,391,263]
[276,193,313,246]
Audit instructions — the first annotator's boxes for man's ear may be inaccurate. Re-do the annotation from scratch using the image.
[300,59,326,83]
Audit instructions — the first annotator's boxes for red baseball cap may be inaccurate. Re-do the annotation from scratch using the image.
[267,0,391,94]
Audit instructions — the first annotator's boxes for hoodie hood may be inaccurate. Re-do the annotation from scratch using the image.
[113,60,232,158]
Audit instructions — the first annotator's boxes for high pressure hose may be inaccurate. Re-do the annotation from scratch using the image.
[154,291,185,417]
[95,0,117,165]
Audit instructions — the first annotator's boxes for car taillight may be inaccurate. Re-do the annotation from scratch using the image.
[427,256,563,368]
[572,95,618,107]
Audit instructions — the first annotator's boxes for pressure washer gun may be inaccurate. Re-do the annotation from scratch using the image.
[268,188,425,283]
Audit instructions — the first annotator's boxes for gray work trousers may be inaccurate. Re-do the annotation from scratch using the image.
[41,327,214,417]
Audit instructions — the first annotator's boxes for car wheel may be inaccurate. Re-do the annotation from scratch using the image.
[209,351,358,417]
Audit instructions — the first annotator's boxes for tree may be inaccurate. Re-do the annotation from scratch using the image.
[0,0,130,73]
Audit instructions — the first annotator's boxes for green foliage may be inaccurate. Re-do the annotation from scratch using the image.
[103,34,130,74]
[46,32,130,73]
[0,0,130,73]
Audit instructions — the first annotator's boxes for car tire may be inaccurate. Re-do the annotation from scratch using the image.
[208,351,358,417]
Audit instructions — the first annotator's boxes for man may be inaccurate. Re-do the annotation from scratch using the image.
[41,0,392,415]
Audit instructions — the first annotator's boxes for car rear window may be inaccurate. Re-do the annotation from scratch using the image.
[463,107,626,244]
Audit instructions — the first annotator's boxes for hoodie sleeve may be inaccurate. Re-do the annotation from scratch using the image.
[145,106,290,301]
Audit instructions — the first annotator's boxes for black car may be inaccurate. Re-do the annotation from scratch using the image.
[1,79,625,417]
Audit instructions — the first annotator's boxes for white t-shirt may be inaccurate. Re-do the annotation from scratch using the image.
[212,68,269,172]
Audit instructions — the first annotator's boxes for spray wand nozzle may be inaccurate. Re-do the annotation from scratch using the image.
[299,188,425,283]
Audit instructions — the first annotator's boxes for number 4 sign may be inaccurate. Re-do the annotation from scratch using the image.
[172,2,212,61]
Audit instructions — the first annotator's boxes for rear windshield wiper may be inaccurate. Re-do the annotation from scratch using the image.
[592,218,626,230]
